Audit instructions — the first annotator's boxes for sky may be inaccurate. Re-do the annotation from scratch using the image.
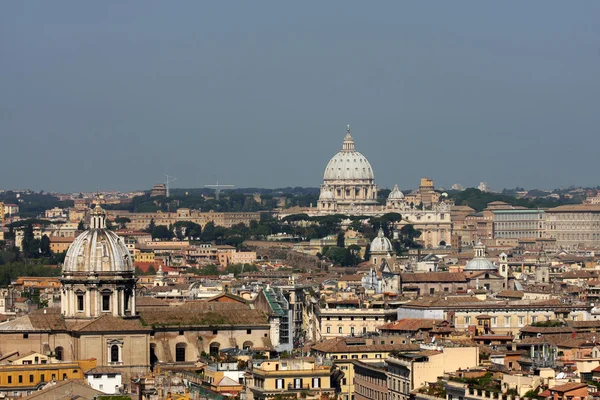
[1,1,600,193]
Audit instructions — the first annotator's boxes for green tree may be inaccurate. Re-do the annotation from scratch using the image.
[152,225,174,240]
[147,218,156,233]
[114,217,131,229]
[201,222,216,242]
[336,232,345,248]
[77,220,85,231]
[40,235,51,257]
[21,223,39,258]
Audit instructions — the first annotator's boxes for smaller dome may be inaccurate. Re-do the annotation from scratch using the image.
[388,184,405,200]
[464,258,496,271]
[370,228,393,253]
[319,185,335,200]
[464,242,497,271]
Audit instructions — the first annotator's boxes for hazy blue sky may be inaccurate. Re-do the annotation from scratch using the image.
[2,1,600,193]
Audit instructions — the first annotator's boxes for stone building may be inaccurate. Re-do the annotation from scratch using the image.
[545,204,600,250]
[0,204,271,386]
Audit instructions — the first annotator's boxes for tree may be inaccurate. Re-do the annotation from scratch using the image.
[201,222,216,242]
[21,223,39,258]
[175,226,184,241]
[363,245,371,261]
[114,217,131,229]
[151,225,174,240]
[77,220,85,231]
[40,235,51,257]
[147,218,156,233]
[336,232,345,248]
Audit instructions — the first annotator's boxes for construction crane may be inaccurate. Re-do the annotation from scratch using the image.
[165,174,177,197]
[204,181,234,200]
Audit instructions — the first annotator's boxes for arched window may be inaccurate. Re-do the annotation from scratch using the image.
[55,347,63,361]
[242,341,253,350]
[110,345,119,363]
[175,343,186,362]
[209,342,220,357]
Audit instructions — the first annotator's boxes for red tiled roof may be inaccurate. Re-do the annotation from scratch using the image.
[550,382,587,393]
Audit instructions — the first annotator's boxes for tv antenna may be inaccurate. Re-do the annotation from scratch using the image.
[165,174,177,197]
[205,181,234,200]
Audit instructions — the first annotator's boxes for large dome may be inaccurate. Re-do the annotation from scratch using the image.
[323,128,375,181]
[370,228,393,254]
[63,205,133,274]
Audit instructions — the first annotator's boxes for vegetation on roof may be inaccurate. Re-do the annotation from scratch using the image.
[531,320,566,327]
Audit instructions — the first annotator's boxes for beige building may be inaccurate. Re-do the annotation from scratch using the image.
[317,302,397,340]
[312,337,419,400]
[387,346,479,400]
[545,204,600,249]
[397,297,592,335]
[246,358,335,400]
[108,208,261,231]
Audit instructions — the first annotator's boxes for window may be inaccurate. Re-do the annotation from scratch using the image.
[178,330,184,335]
[276,378,284,389]
[491,317,497,326]
[23,333,28,339]
[351,355,358,359]
[531,316,537,323]
[213,329,218,334]
[326,327,331,334]
[7,376,11,384]
[313,377,321,388]
[40,374,45,382]
[55,347,63,361]
[175,343,186,362]
[465,316,470,325]
[247,329,252,334]
[350,327,354,335]
[295,378,302,389]
[77,295,84,312]
[504,316,511,327]
[110,345,119,363]
[518,316,524,326]
[102,295,110,312]
[62,374,67,380]
[29,375,33,383]
[338,327,343,334]
[18,375,23,383]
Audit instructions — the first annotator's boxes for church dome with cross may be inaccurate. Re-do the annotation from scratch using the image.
[318,126,379,211]
[61,204,136,319]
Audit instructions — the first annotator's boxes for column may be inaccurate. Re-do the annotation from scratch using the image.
[113,291,119,317]
[85,289,91,318]
[119,289,125,317]
[130,290,136,316]
[60,289,65,314]
[96,289,101,316]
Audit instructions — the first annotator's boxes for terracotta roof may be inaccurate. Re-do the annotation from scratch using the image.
[549,382,588,393]
[378,319,441,332]
[85,366,121,375]
[520,326,574,334]
[496,290,524,299]
[404,296,482,308]
[22,379,104,399]
[401,272,467,283]
[70,314,149,333]
[139,304,268,327]
[136,297,170,308]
